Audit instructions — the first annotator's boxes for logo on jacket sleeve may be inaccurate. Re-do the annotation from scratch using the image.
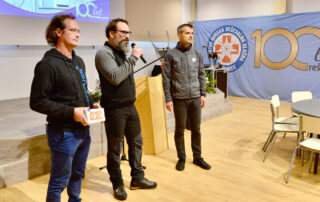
[207,25,248,72]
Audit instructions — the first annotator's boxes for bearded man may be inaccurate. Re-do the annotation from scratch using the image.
[95,18,157,201]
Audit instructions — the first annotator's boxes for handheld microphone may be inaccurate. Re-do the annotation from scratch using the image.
[131,43,147,63]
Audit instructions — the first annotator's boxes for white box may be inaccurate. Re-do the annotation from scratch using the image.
[85,108,105,124]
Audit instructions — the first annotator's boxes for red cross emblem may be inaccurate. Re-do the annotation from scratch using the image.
[214,35,240,64]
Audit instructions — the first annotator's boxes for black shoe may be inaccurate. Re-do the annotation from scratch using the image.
[176,159,185,171]
[130,178,157,190]
[113,185,127,200]
[193,158,211,170]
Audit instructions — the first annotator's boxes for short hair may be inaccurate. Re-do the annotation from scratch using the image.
[105,18,129,38]
[177,23,193,34]
[45,14,75,46]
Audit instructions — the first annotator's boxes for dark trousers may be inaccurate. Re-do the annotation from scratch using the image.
[173,98,202,161]
[46,127,91,202]
[104,105,144,188]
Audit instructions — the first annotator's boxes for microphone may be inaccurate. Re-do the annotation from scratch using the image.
[131,43,147,63]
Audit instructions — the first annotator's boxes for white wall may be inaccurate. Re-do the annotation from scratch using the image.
[287,0,320,13]
[182,0,192,23]
[1,0,320,100]
[197,0,274,20]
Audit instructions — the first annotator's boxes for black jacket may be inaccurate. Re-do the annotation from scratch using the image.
[30,48,93,130]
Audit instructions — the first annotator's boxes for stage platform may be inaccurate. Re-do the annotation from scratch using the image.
[0,89,231,189]
[0,98,107,188]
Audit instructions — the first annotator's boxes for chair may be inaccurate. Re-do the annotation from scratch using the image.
[291,91,312,116]
[271,95,299,125]
[262,97,299,162]
[286,115,320,183]
[292,91,313,103]
[262,95,298,152]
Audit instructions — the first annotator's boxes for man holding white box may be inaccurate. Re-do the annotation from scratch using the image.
[30,14,100,202]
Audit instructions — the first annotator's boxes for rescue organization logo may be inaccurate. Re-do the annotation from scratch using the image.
[207,25,248,72]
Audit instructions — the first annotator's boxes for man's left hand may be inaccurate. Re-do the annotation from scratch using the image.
[92,103,101,109]
[200,96,206,108]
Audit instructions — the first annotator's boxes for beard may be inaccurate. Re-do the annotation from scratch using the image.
[113,38,130,53]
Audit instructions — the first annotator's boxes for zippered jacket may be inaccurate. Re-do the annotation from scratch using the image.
[162,43,206,102]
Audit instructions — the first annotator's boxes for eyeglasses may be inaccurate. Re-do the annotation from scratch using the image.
[65,28,81,34]
[115,30,132,36]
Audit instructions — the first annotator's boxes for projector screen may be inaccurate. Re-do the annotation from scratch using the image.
[0,0,110,22]
[0,0,113,45]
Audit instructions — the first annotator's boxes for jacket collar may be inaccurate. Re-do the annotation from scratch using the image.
[176,42,192,52]
[104,41,126,57]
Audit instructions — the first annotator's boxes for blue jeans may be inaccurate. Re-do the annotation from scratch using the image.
[46,127,91,202]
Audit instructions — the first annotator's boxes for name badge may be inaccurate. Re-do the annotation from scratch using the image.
[192,57,197,62]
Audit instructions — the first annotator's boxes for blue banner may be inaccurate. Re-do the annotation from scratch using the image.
[194,12,320,101]
[0,0,110,22]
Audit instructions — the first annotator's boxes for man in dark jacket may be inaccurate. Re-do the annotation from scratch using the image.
[95,18,156,201]
[30,14,99,202]
[162,23,211,171]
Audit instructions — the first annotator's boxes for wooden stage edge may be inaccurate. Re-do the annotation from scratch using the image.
[0,89,231,189]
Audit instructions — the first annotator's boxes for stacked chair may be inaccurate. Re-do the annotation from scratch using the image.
[262,95,299,162]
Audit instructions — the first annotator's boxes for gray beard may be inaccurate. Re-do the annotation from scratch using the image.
[113,38,130,53]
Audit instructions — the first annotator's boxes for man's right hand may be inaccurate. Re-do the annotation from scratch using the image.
[73,107,89,126]
[166,101,174,112]
[131,45,144,59]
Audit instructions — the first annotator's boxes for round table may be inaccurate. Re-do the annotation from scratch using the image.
[291,98,320,118]
[291,98,320,173]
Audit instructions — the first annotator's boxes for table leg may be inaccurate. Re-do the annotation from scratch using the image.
[314,153,319,174]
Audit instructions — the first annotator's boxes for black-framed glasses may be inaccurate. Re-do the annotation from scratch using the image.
[116,30,132,36]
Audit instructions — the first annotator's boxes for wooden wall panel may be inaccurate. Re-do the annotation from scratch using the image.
[125,0,181,42]
[275,0,287,14]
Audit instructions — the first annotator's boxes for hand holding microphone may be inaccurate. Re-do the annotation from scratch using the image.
[131,43,147,63]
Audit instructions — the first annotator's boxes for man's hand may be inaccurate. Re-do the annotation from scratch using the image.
[73,107,89,126]
[132,45,144,58]
[166,101,174,112]
[200,96,206,108]
[92,103,101,109]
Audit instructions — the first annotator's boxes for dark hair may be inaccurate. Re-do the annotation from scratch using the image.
[177,23,193,34]
[45,14,75,46]
[105,18,129,38]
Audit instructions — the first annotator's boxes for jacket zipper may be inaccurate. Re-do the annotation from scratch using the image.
[185,50,192,99]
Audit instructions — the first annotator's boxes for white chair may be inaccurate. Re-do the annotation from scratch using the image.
[262,95,298,152]
[291,91,312,117]
[286,115,320,183]
[271,95,299,125]
[262,97,299,162]
[292,91,313,103]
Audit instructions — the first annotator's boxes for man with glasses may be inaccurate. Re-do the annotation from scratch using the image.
[162,23,211,171]
[95,18,157,201]
[30,14,99,201]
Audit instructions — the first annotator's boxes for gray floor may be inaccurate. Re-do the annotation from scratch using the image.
[0,97,46,140]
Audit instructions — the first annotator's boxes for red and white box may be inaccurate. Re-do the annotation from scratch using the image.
[85,108,105,124]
